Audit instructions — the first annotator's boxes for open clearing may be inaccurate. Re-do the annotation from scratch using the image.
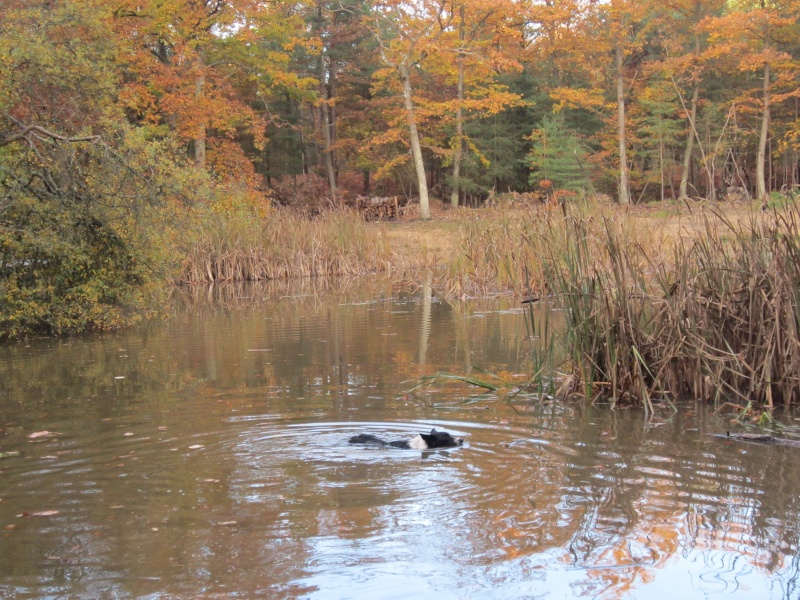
[375,199,757,266]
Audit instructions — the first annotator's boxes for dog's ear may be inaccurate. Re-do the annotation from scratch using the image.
[430,429,437,434]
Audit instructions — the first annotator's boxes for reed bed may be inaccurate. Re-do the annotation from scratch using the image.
[179,197,800,409]
[170,276,397,315]
[440,201,672,297]
[442,199,800,408]
[540,205,800,410]
[179,208,392,283]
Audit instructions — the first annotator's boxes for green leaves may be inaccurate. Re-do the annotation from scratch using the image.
[0,120,184,337]
[527,114,591,195]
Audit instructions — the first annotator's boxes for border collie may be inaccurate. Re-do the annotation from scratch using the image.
[349,428,464,450]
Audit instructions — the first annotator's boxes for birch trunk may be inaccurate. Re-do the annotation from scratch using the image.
[194,52,206,169]
[757,60,771,207]
[317,6,337,201]
[616,43,630,205]
[450,7,465,208]
[679,33,702,200]
[679,82,699,199]
[320,80,337,201]
[401,66,431,220]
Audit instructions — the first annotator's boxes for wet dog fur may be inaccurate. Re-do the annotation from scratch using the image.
[348,428,464,450]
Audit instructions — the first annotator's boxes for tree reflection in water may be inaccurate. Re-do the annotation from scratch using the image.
[0,279,797,598]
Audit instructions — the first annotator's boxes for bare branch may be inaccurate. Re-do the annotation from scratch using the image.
[0,123,101,148]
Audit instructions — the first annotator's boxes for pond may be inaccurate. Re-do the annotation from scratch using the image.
[0,277,799,599]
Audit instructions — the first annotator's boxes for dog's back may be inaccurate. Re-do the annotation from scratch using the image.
[349,429,463,450]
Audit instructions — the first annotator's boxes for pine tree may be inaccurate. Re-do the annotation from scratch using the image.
[527,114,591,197]
[638,80,684,201]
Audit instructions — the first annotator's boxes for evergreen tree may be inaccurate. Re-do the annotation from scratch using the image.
[527,114,591,196]
[637,80,683,201]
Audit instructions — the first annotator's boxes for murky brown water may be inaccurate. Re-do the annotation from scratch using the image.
[1,278,799,599]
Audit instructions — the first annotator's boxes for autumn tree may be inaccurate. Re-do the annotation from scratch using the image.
[308,0,340,199]
[0,0,185,337]
[299,0,379,200]
[330,6,384,195]
[603,1,653,204]
[370,0,452,219]
[529,0,651,204]
[651,0,725,199]
[702,0,800,205]
[442,0,522,206]
[112,0,309,197]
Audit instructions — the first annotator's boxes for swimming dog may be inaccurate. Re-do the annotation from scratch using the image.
[349,428,464,450]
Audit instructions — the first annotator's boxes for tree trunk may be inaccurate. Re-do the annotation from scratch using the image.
[679,82,699,199]
[616,43,630,205]
[673,74,716,201]
[401,66,431,220]
[194,52,206,169]
[317,6,337,201]
[757,60,771,207]
[320,86,337,201]
[450,6,465,208]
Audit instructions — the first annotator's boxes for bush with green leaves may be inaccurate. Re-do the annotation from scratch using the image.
[0,126,188,338]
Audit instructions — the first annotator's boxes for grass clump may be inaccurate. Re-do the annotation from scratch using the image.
[545,204,800,410]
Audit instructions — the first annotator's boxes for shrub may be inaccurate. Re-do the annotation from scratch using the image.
[0,126,184,338]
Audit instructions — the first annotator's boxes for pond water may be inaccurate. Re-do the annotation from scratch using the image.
[1,278,799,599]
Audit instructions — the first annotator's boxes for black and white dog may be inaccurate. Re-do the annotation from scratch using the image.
[349,428,464,450]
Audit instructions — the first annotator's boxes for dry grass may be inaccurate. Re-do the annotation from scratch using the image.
[178,197,796,408]
[375,199,754,298]
[541,203,800,409]
[179,207,392,283]
[386,198,798,409]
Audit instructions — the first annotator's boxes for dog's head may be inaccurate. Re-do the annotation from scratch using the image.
[419,429,464,448]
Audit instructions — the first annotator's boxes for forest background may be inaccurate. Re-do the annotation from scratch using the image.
[2,0,800,338]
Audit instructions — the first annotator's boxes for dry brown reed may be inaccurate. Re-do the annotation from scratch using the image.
[170,276,397,315]
[178,197,800,408]
[438,201,672,297]
[179,208,392,283]
[544,204,800,410]
[438,198,800,408]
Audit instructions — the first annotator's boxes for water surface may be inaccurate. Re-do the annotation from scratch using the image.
[0,278,798,598]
